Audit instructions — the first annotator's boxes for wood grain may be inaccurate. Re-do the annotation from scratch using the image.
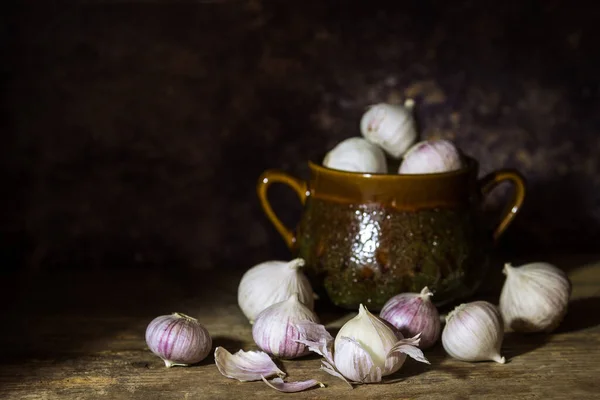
[1,256,599,399]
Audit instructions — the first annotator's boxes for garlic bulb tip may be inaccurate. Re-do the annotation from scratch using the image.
[419,286,433,299]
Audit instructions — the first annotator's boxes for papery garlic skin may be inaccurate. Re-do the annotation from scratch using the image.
[500,262,571,333]
[379,287,441,349]
[145,312,212,367]
[398,139,463,174]
[442,301,505,364]
[238,258,314,323]
[333,304,429,383]
[252,293,319,359]
[360,101,417,159]
[323,137,387,173]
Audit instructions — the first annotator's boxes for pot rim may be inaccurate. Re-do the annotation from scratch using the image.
[308,155,478,180]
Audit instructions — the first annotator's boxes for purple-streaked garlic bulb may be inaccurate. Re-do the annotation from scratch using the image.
[379,287,441,349]
[398,139,463,174]
[145,312,212,367]
[252,293,319,359]
[442,301,505,364]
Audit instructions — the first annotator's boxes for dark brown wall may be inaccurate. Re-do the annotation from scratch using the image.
[2,1,599,272]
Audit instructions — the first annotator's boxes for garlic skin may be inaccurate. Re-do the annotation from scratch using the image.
[333,304,429,383]
[145,312,212,367]
[500,262,571,333]
[238,258,314,323]
[398,139,463,174]
[442,301,505,364]
[252,293,319,359]
[323,137,387,173]
[360,101,417,159]
[379,287,441,349]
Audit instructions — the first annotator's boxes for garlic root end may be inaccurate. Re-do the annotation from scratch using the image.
[493,355,506,364]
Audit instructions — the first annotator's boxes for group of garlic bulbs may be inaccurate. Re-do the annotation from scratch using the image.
[141,256,571,392]
[323,100,464,175]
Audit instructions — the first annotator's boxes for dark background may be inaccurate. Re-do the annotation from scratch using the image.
[1,0,599,275]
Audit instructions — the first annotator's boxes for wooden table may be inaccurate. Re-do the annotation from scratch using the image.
[1,254,599,399]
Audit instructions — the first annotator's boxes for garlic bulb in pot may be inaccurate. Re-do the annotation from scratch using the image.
[252,293,319,359]
[145,312,212,367]
[323,137,387,173]
[442,301,505,364]
[360,101,418,159]
[500,262,571,333]
[379,287,441,349]
[238,258,314,323]
[398,139,463,174]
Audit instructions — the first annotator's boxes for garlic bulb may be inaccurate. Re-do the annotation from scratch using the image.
[442,301,505,364]
[398,139,463,174]
[252,293,319,359]
[500,262,571,333]
[360,101,418,158]
[379,287,441,349]
[320,304,429,384]
[238,258,314,323]
[145,312,212,367]
[323,137,387,173]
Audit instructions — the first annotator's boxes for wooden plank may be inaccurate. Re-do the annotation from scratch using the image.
[1,257,599,399]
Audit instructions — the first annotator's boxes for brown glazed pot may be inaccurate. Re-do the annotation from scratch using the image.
[257,157,525,310]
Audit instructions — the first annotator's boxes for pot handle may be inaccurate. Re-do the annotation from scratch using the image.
[479,169,526,242]
[257,170,308,249]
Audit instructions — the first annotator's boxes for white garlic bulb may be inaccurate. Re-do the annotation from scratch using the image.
[360,101,418,159]
[332,304,429,383]
[500,262,571,333]
[238,258,314,323]
[398,139,463,174]
[323,137,387,173]
[442,301,505,364]
[252,293,319,359]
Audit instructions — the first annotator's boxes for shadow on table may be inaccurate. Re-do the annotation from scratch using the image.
[502,331,549,362]
[556,296,600,333]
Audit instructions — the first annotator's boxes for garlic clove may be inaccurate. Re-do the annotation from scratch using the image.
[500,262,571,333]
[214,347,285,382]
[145,312,212,368]
[323,137,388,173]
[261,376,325,393]
[442,301,505,364]
[335,304,396,369]
[398,139,463,174]
[238,258,314,323]
[252,293,319,359]
[360,102,418,159]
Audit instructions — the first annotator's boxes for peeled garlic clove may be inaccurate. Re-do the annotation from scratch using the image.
[398,139,463,174]
[323,137,387,173]
[238,258,314,323]
[214,347,285,382]
[332,304,429,383]
[261,376,325,393]
[145,312,212,367]
[252,293,319,359]
[500,262,571,333]
[442,301,505,364]
[379,286,441,349]
[360,101,418,159]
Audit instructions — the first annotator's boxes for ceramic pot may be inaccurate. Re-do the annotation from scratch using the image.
[257,157,525,310]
